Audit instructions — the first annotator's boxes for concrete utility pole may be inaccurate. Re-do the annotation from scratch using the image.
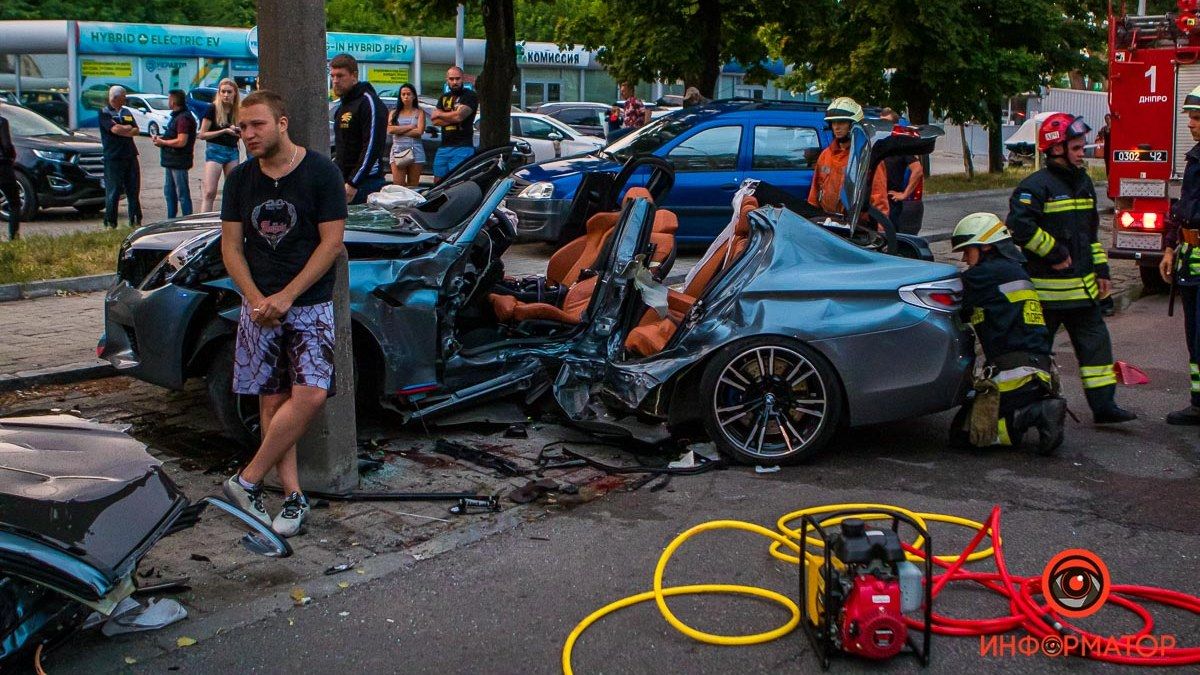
[256,0,330,155]
[257,0,359,493]
[456,4,466,69]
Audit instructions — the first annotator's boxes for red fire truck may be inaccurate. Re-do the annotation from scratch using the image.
[1107,1,1200,290]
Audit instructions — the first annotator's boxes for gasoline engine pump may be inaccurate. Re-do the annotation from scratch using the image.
[800,512,934,669]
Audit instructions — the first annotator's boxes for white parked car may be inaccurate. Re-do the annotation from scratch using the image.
[501,112,604,162]
[124,94,173,136]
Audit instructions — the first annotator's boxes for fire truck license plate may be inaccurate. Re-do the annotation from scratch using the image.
[1119,179,1167,198]
[1113,149,1168,162]
[1116,232,1162,251]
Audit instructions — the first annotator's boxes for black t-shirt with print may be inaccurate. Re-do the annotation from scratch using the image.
[220,151,347,306]
[437,87,478,147]
[203,105,240,148]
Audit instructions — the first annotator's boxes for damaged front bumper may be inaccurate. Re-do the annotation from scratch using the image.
[99,280,212,389]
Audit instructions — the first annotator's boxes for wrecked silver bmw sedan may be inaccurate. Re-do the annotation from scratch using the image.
[100,131,973,465]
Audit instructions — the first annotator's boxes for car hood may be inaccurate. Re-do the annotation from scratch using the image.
[0,415,187,587]
[514,153,620,184]
[15,133,104,153]
[125,207,446,255]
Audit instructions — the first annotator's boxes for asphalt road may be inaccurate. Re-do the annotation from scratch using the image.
[49,293,1200,674]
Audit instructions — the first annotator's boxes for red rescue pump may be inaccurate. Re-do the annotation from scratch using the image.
[799,510,933,668]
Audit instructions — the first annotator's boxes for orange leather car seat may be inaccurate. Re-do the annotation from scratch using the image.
[490,187,655,322]
[505,206,679,325]
[624,197,758,357]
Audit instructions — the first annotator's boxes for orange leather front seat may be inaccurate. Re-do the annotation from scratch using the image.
[505,206,679,325]
[490,187,654,322]
[624,197,758,357]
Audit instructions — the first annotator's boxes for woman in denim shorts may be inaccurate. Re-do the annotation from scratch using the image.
[198,78,243,212]
[387,83,426,187]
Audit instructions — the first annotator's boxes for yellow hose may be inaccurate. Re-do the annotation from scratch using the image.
[562,502,993,675]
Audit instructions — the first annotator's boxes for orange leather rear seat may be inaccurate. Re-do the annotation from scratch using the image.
[504,207,680,325]
[624,197,758,357]
[490,187,654,322]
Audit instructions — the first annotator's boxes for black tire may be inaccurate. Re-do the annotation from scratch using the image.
[147,121,160,136]
[206,340,260,449]
[699,336,844,465]
[0,171,37,222]
[1139,263,1170,295]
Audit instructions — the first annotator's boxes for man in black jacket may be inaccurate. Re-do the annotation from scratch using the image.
[950,212,1066,453]
[151,90,197,219]
[1160,85,1200,425]
[1006,113,1135,424]
[0,106,20,240]
[330,53,388,205]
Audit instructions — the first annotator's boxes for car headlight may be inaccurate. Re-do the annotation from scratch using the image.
[518,182,555,199]
[33,149,70,162]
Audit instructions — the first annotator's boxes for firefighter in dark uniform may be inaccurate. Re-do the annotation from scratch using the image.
[950,213,1067,453]
[1160,85,1200,425]
[1006,113,1136,424]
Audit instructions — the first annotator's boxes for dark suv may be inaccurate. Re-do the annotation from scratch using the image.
[0,103,105,221]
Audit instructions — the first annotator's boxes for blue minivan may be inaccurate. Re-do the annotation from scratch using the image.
[507,99,833,244]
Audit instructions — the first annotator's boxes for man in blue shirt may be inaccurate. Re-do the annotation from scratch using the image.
[97,86,142,228]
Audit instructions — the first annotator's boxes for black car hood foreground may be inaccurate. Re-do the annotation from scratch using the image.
[0,416,187,589]
[15,132,104,153]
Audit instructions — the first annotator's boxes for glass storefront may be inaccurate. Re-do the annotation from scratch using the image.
[583,69,616,103]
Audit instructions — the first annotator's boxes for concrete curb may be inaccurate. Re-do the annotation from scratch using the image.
[0,273,116,303]
[0,360,116,392]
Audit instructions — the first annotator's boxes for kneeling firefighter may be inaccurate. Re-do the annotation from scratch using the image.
[950,212,1067,454]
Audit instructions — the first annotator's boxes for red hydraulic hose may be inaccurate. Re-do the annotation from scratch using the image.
[900,506,1200,666]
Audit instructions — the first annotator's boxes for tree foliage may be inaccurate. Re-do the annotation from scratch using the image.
[557,0,774,97]
[766,0,1106,172]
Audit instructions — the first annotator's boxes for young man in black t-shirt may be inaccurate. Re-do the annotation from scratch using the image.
[430,66,478,181]
[219,90,347,537]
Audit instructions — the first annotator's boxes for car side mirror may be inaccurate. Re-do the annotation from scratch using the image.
[548,131,564,141]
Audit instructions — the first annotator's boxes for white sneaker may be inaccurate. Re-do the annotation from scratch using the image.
[222,474,271,527]
[272,492,310,538]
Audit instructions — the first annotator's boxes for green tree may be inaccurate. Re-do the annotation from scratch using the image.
[557,0,774,97]
[767,0,1105,173]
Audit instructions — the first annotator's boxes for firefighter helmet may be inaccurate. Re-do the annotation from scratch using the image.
[1038,113,1091,152]
[951,212,1011,251]
[1183,84,1200,111]
[825,97,864,123]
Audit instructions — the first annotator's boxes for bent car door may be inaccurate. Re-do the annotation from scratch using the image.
[553,197,657,417]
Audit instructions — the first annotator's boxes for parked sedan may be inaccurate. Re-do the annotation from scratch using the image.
[505,112,604,162]
[534,101,612,138]
[124,93,173,135]
[0,103,104,221]
[17,90,69,127]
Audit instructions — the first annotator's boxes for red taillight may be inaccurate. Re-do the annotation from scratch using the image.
[928,292,957,307]
[1116,210,1163,231]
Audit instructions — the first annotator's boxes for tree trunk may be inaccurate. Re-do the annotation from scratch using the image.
[256,0,329,155]
[478,0,517,150]
[987,101,1004,173]
[960,123,975,179]
[694,0,722,99]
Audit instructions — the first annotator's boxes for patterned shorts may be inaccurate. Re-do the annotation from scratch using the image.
[232,301,337,395]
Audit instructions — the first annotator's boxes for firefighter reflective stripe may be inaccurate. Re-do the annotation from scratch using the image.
[1025,228,1057,257]
[970,307,985,325]
[1091,242,1108,266]
[996,418,1012,446]
[994,366,1053,393]
[1043,197,1096,213]
[1032,274,1099,302]
[999,279,1039,303]
[1080,364,1118,389]
[1191,362,1200,393]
